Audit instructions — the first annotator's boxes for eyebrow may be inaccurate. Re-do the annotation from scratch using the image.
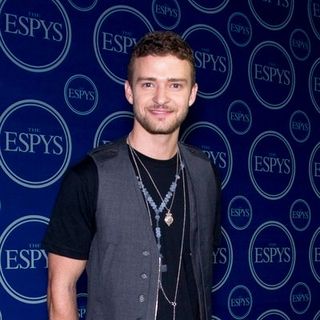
[136,77,188,83]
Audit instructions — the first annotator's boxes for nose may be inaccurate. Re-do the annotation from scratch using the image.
[153,85,169,106]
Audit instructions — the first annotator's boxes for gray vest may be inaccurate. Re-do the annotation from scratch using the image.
[86,139,218,320]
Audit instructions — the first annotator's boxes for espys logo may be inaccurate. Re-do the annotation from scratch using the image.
[289,199,311,232]
[211,227,233,292]
[187,0,229,14]
[227,12,252,47]
[152,0,181,30]
[68,0,97,12]
[0,100,71,188]
[228,285,252,320]
[93,111,133,147]
[249,0,294,30]
[182,24,232,99]
[227,100,252,135]
[0,215,49,303]
[248,131,295,200]
[77,293,88,319]
[309,57,320,113]
[289,29,311,61]
[248,221,296,290]
[290,282,311,315]
[0,0,71,72]
[257,309,290,320]
[181,121,233,189]
[309,226,320,283]
[228,196,252,230]
[289,110,311,143]
[93,5,153,85]
[308,0,320,40]
[64,74,99,115]
[309,142,320,198]
[248,41,295,109]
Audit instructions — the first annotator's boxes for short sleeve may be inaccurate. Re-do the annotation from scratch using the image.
[42,156,97,260]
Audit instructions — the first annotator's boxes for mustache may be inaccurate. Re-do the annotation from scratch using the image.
[148,103,171,110]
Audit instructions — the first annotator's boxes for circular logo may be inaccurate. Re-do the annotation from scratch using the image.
[289,199,311,232]
[93,111,133,147]
[289,110,311,143]
[212,227,233,291]
[248,41,295,109]
[290,282,311,314]
[0,0,71,72]
[93,5,153,85]
[68,0,97,11]
[151,0,181,30]
[248,221,296,290]
[227,12,252,47]
[182,24,232,99]
[181,121,233,189]
[228,285,253,319]
[0,99,72,188]
[227,100,252,135]
[308,57,320,113]
[0,215,49,303]
[187,0,229,14]
[249,0,294,30]
[309,142,320,198]
[77,293,88,319]
[309,226,320,283]
[64,74,99,115]
[228,196,252,230]
[257,309,290,320]
[308,0,320,40]
[248,131,295,200]
[289,29,311,61]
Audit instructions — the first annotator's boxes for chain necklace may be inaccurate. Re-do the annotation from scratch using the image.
[127,139,187,320]
[129,144,184,227]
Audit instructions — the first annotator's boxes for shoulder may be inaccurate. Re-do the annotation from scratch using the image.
[89,137,127,163]
[179,142,210,163]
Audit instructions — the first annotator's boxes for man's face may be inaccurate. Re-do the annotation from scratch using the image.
[125,55,198,135]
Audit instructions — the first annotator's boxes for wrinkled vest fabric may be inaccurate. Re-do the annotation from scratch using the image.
[86,139,218,320]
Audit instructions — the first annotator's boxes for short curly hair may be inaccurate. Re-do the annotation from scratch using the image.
[127,31,196,85]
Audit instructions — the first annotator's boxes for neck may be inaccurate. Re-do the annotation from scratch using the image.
[128,129,179,160]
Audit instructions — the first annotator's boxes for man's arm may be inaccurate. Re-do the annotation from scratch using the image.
[47,253,87,320]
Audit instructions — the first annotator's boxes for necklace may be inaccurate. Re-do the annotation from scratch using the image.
[129,144,184,227]
[127,138,187,320]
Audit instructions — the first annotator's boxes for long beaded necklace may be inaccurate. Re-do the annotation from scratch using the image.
[127,140,187,320]
[130,145,184,227]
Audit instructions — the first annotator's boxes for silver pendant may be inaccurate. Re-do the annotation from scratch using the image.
[164,211,174,226]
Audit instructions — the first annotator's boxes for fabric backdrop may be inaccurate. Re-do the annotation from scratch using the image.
[0,0,319,319]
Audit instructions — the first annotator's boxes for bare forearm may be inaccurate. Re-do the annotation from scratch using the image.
[47,286,79,320]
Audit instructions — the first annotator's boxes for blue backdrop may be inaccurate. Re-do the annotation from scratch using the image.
[0,0,320,319]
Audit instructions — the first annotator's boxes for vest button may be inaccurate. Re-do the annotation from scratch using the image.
[140,273,148,279]
[142,250,150,256]
[138,294,145,303]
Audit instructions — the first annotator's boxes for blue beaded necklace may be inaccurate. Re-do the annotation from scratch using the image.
[128,141,187,320]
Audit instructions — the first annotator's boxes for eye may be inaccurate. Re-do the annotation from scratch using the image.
[142,82,154,88]
[170,83,182,89]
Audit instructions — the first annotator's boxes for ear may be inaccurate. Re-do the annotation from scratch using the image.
[188,83,198,107]
[124,80,133,105]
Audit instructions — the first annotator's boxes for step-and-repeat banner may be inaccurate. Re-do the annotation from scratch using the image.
[0,0,320,319]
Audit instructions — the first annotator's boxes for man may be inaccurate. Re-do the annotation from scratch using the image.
[43,31,220,320]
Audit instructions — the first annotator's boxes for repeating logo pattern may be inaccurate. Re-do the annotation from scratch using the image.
[0,1,319,319]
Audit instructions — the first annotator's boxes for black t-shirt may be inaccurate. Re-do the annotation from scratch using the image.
[43,148,199,320]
